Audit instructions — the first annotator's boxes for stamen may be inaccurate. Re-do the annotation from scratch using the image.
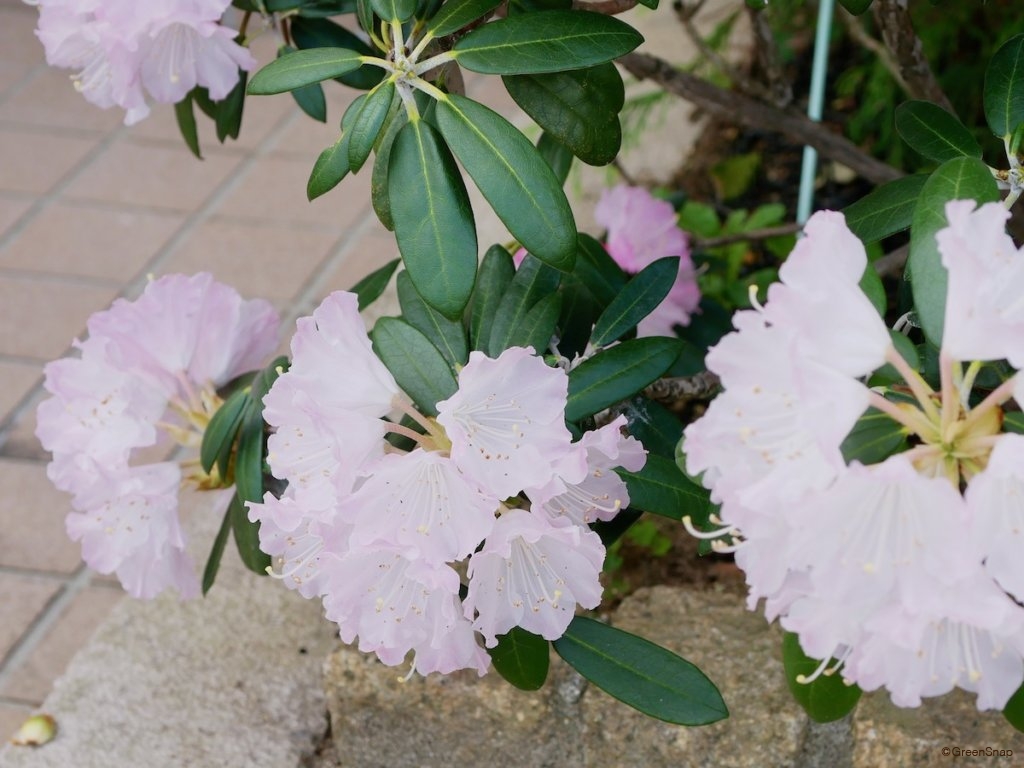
[682,515,736,541]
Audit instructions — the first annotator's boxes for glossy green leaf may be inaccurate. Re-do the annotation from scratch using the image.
[556,274,601,359]
[840,407,908,465]
[388,119,478,319]
[452,11,643,75]
[350,257,400,310]
[487,254,560,355]
[984,33,1024,138]
[895,101,980,163]
[536,132,573,185]
[288,58,328,122]
[307,94,364,200]
[436,94,577,270]
[505,291,561,353]
[554,616,727,725]
[175,93,201,159]
[843,173,928,244]
[290,16,384,90]
[371,0,415,21]
[622,396,681,459]
[199,387,249,477]
[229,490,271,575]
[1004,411,1024,434]
[590,256,678,347]
[214,71,247,142]
[503,63,624,165]
[573,233,627,307]
[782,633,862,723]
[616,453,713,522]
[371,104,408,230]
[426,0,503,37]
[1003,682,1024,733]
[488,626,550,691]
[859,263,886,317]
[371,317,457,415]
[565,337,681,421]
[357,0,377,38]
[396,270,469,366]
[348,79,396,172]
[908,157,999,345]
[234,403,266,506]
[470,244,515,351]
[507,0,570,12]
[838,0,872,13]
[248,47,363,94]
[201,506,233,595]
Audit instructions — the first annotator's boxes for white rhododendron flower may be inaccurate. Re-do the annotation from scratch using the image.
[683,202,1024,711]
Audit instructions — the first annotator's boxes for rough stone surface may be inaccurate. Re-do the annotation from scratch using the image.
[852,688,1024,767]
[0,499,338,768]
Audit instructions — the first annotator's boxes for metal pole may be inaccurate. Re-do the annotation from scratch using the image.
[796,0,836,224]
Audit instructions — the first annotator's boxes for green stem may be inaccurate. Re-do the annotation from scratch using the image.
[413,51,457,77]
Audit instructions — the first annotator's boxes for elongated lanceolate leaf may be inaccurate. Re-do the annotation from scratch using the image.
[488,626,550,691]
[908,157,999,345]
[396,271,469,366]
[895,101,981,163]
[371,317,457,415]
[843,174,927,244]
[371,105,408,230]
[371,0,416,21]
[470,245,516,351]
[201,506,233,595]
[248,48,363,94]
[565,337,681,421]
[782,633,862,723]
[426,0,503,37]
[307,94,365,200]
[199,387,249,477]
[436,94,576,270]
[590,256,678,347]
[348,80,396,172]
[175,93,201,159]
[536,132,573,185]
[452,11,643,75]
[487,254,560,355]
[554,616,728,725]
[350,257,400,310]
[616,454,713,522]
[985,34,1024,138]
[290,16,383,90]
[388,119,478,319]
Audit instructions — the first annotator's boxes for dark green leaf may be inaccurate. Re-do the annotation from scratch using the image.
[389,119,478,319]
[435,94,577,270]
[637,0,658,8]
[488,626,550,691]
[248,47,363,94]
[201,505,233,595]
[487,254,560,355]
[536,132,573,185]
[566,337,681,421]
[229,491,271,575]
[503,63,623,166]
[396,270,469,366]
[859,262,886,317]
[554,616,727,725]
[573,233,627,307]
[286,47,329,122]
[507,0,570,12]
[452,11,643,75]
[357,0,377,39]
[782,633,862,723]
[1005,411,1024,434]
[505,291,561,352]
[371,317,457,415]
[199,387,249,476]
[371,104,408,229]
[1004,681,1024,733]
[469,244,515,351]
[664,338,706,377]
[840,407,908,465]
[908,157,999,344]
[622,396,681,459]
[214,71,247,141]
[984,33,1024,138]
[590,256,678,347]
[843,174,928,244]
[290,16,384,90]
[426,0,502,37]
[556,274,601,359]
[895,101,981,163]
[350,257,400,310]
[234,403,266,506]
[617,453,712,522]
[838,0,872,13]
[348,80,396,171]
[370,0,415,21]
[308,135,352,199]
[175,93,202,159]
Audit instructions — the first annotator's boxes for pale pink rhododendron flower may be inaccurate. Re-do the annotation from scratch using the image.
[594,184,701,336]
[247,291,646,677]
[30,0,254,124]
[682,203,1024,711]
[36,273,279,599]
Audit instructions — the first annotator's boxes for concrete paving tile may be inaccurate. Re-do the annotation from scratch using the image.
[0,701,33,742]
[161,218,337,301]
[0,68,123,134]
[0,361,39,424]
[0,586,122,704]
[269,85,361,158]
[0,460,82,574]
[0,573,60,661]
[214,153,372,229]
[63,139,243,213]
[0,196,31,240]
[0,129,98,196]
[0,275,115,360]
[0,62,35,103]
[0,7,46,70]
[0,399,47,462]
[0,203,183,281]
[315,228,398,304]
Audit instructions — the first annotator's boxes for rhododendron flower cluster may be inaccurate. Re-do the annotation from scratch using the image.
[247,291,646,675]
[683,202,1024,711]
[36,273,279,599]
[29,0,255,124]
[594,184,701,336]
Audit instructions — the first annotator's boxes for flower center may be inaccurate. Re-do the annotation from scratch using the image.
[159,378,226,490]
